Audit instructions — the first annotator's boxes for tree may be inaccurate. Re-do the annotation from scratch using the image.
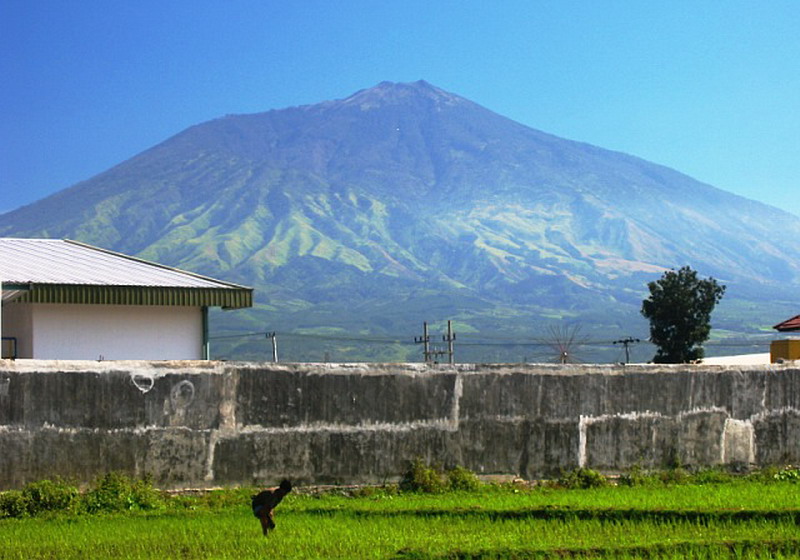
[641,266,725,363]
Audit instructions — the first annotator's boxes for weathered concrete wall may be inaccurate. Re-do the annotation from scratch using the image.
[1,360,799,489]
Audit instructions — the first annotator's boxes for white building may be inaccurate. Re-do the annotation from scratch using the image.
[0,238,252,360]
[700,353,771,366]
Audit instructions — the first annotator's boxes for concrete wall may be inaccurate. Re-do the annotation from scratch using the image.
[1,360,799,490]
[1,303,202,360]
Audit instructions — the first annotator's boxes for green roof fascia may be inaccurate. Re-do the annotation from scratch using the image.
[14,284,253,309]
[1,283,31,291]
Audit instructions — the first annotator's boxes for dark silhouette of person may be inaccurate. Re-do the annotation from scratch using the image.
[251,479,293,536]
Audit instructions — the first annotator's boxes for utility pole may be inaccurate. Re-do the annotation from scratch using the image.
[415,322,431,363]
[266,332,278,363]
[613,337,641,364]
[416,321,456,364]
[443,320,456,364]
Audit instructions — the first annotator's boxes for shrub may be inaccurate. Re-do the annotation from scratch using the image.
[82,472,165,513]
[618,464,654,487]
[557,468,608,489]
[446,466,482,492]
[690,468,733,485]
[659,466,690,485]
[399,458,446,494]
[0,490,29,518]
[774,467,800,483]
[745,465,779,483]
[21,478,80,516]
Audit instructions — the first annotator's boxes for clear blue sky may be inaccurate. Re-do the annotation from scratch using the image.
[2,0,799,217]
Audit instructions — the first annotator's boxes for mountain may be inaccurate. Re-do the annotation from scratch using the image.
[3,81,799,362]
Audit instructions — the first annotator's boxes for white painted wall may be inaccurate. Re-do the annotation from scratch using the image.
[3,303,203,360]
[2,301,33,358]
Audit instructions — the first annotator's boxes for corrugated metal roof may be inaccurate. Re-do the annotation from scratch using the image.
[0,238,252,309]
[774,314,800,332]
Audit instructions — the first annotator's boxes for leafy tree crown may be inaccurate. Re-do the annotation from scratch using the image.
[641,266,725,363]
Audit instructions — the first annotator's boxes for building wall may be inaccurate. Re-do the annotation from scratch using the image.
[1,361,799,490]
[2,303,202,360]
[1,302,33,358]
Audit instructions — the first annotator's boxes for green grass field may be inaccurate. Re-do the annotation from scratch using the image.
[3,475,800,559]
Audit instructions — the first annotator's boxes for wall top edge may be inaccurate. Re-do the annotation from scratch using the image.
[0,359,797,376]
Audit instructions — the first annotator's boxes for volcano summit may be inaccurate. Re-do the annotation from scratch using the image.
[2,81,798,361]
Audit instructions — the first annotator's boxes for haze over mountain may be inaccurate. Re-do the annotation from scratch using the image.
[3,81,798,361]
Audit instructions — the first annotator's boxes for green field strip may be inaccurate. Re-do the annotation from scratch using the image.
[2,510,798,560]
[299,506,800,524]
[4,477,800,559]
[391,538,800,559]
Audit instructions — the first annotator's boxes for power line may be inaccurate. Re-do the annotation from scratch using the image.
[209,331,271,340]
[210,331,410,344]
[210,329,774,350]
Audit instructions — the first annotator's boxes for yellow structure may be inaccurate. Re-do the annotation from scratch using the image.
[770,339,800,363]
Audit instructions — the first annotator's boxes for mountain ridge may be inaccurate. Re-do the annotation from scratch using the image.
[2,80,798,360]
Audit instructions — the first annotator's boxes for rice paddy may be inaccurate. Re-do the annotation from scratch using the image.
[2,475,799,559]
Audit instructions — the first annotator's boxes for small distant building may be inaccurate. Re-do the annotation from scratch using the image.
[0,238,252,360]
[771,315,800,363]
[701,353,771,366]
[773,315,800,333]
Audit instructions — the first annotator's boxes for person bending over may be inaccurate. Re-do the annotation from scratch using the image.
[251,479,293,536]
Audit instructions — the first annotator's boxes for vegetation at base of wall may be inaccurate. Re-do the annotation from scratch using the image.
[554,468,609,490]
[3,481,800,560]
[399,458,448,494]
[0,472,165,519]
[771,466,800,483]
[3,465,800,521]
[618,465,800,488]
[21,478,81,515]
[398,459,484,494]
[81,472,166,514]
[445,465,483,492]
[0,478,80,518]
